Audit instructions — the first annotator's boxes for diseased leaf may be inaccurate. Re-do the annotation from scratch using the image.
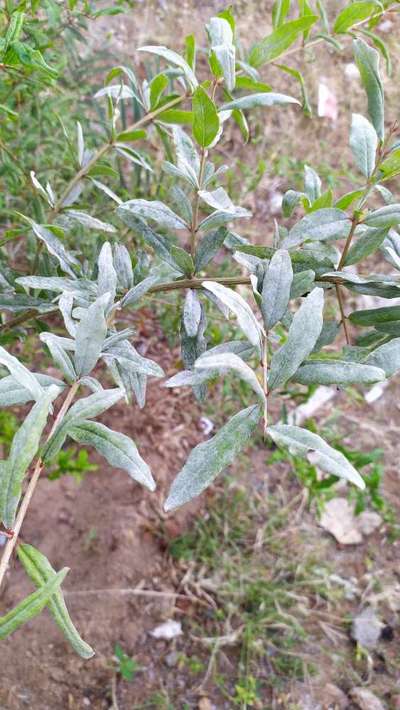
[292,359,385,385]
[68,420,155,491]
[0,373,64,408]
[164,405,261,511]
[261,249,293,330]
[364,204,400,229]
[304,165,321,202]
[18,544,94,659]
[353,38,384,140]
[366,338,400,376]
[344,226,387,266]
[138,45,198,91]
[97,242,117,301]
[65,210,116,233]
[349,113,378,178]
[1,387,58,529]
[267,424,365,488]
[74,297,108,377]
[117,199,188,230]
[0,568,68,640]
[268,288,324,390]
[206,16,235,91]
[195,227,227,271]
[183,290,202,337]
[220,92,300,112]
[282,208,350,248]
[0,347,45,402]
[196,352,265,403]
[203,280,263,352]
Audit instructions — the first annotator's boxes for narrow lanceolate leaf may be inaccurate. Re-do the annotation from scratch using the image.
[68,420,155,491]
[164,405,261,511]
[344,226,387,266]
[41,333,77,383]
[267,425,365,489]
[292,360,385,386]
[0,373,64,408]
[206,16,235,91]
[183,290,202,338]
[333,1,381,34]
[268,288,324,391]
[0,347,44,402]
[353,38,384,140]
[304,165,321,202]
[1,387,57,529]
[220,92,299,112]
[195,227,228,271]
[103,340,164,378]
[282,208,350,248]
[17,544,94,659]
[349,113,378,178]
[114,244,133,290]
[138,46,198,91]
[117,199,188,230]
[0,568,68,640]
[364,204,400,229]
[366,338,400,376]
[349,304,400,326]
[65,210,116,233]
[195,352,266,403]
[248,16,318,68]
[74,297,108,377]
[261,249,293,330]
[192,87,220,148]
[202,281,263,352]
[97,242,117,301]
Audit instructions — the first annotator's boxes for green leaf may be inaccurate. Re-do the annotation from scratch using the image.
[335,189,364,210]
[379,148,400,181]
[366,338,400,376]
[267,425,365,488]
[349,304,400,326]
[364,204,400,228]
[333,1,381,34]
[68,421,155,491]
[282,208,350,248]
[206,17,235,91]
[157,109,193,125]
[116,129,147,142]
[248,16,318,68]
[344,226,387,266]
[74,297,108,378]
[0,347,45,402]
[276,64,312,115]
[261,249,293,330]
[268,288,324,390]
[195,227,227,271]
[0,568,68,640]
[138,46,198,91]
[349,113,378,178]
[169,246,194,276]
[192,86,220,148]
[164,405,261,511]
[353,38,384,140]
[292,359,385,385]
[118,199,188,230]
[203,280,264,352]
[149,73,169,109]
[17,544,94,659]
[272,0,291,28]
[195,352,266,403]
[220,92,300,112]
[1,387,58,529]
[185,34,196,69]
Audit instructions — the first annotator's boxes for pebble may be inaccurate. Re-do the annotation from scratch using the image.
[322,683,348,709]
[349,687,386,710]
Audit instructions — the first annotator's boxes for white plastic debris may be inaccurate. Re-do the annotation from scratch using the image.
[149,619,182,640]
[199,417,214,435]
[318,81,338,121]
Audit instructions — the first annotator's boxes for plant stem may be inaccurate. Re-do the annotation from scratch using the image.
[262,335,268,434]
[190,147,207,262]
[335,283,350,345]
[0,381,79,591]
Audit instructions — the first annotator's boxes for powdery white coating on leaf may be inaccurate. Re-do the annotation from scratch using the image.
[164,405,261,511]
[118,199,188,230]
[195,352,266,403]
[202,280,263,352]
[353,38,384,140]
[349,113,378,178]
[220,92,300,112]
[261,248,293,330]
[138,46,198,91]
[68,420,155,491]
[366,337,400,376]
[292,360,385,386]
[268,288,324,391]
[282,208,350,248]
[267,424,365,489]
[74,297,108,377]
[0,346,44,402]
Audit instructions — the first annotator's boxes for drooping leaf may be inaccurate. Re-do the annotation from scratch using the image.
[268,288,324,390]
[18,544,94,659]
[117,199,188,230]
[68,421,155,491]
[0,347,45,402]
[267,424,365,488]
[206,16,235,91]
[0,373,64,408]
[195,352,266,403]
[349,113,378,178]
[292,359,385,385]
[203,281,264,352]
[261,249,293,330]
[0,568,68,640]
[64,210,116,233]
[364,204,400,229]
[138,45,198,91]
[164,405,261,511]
